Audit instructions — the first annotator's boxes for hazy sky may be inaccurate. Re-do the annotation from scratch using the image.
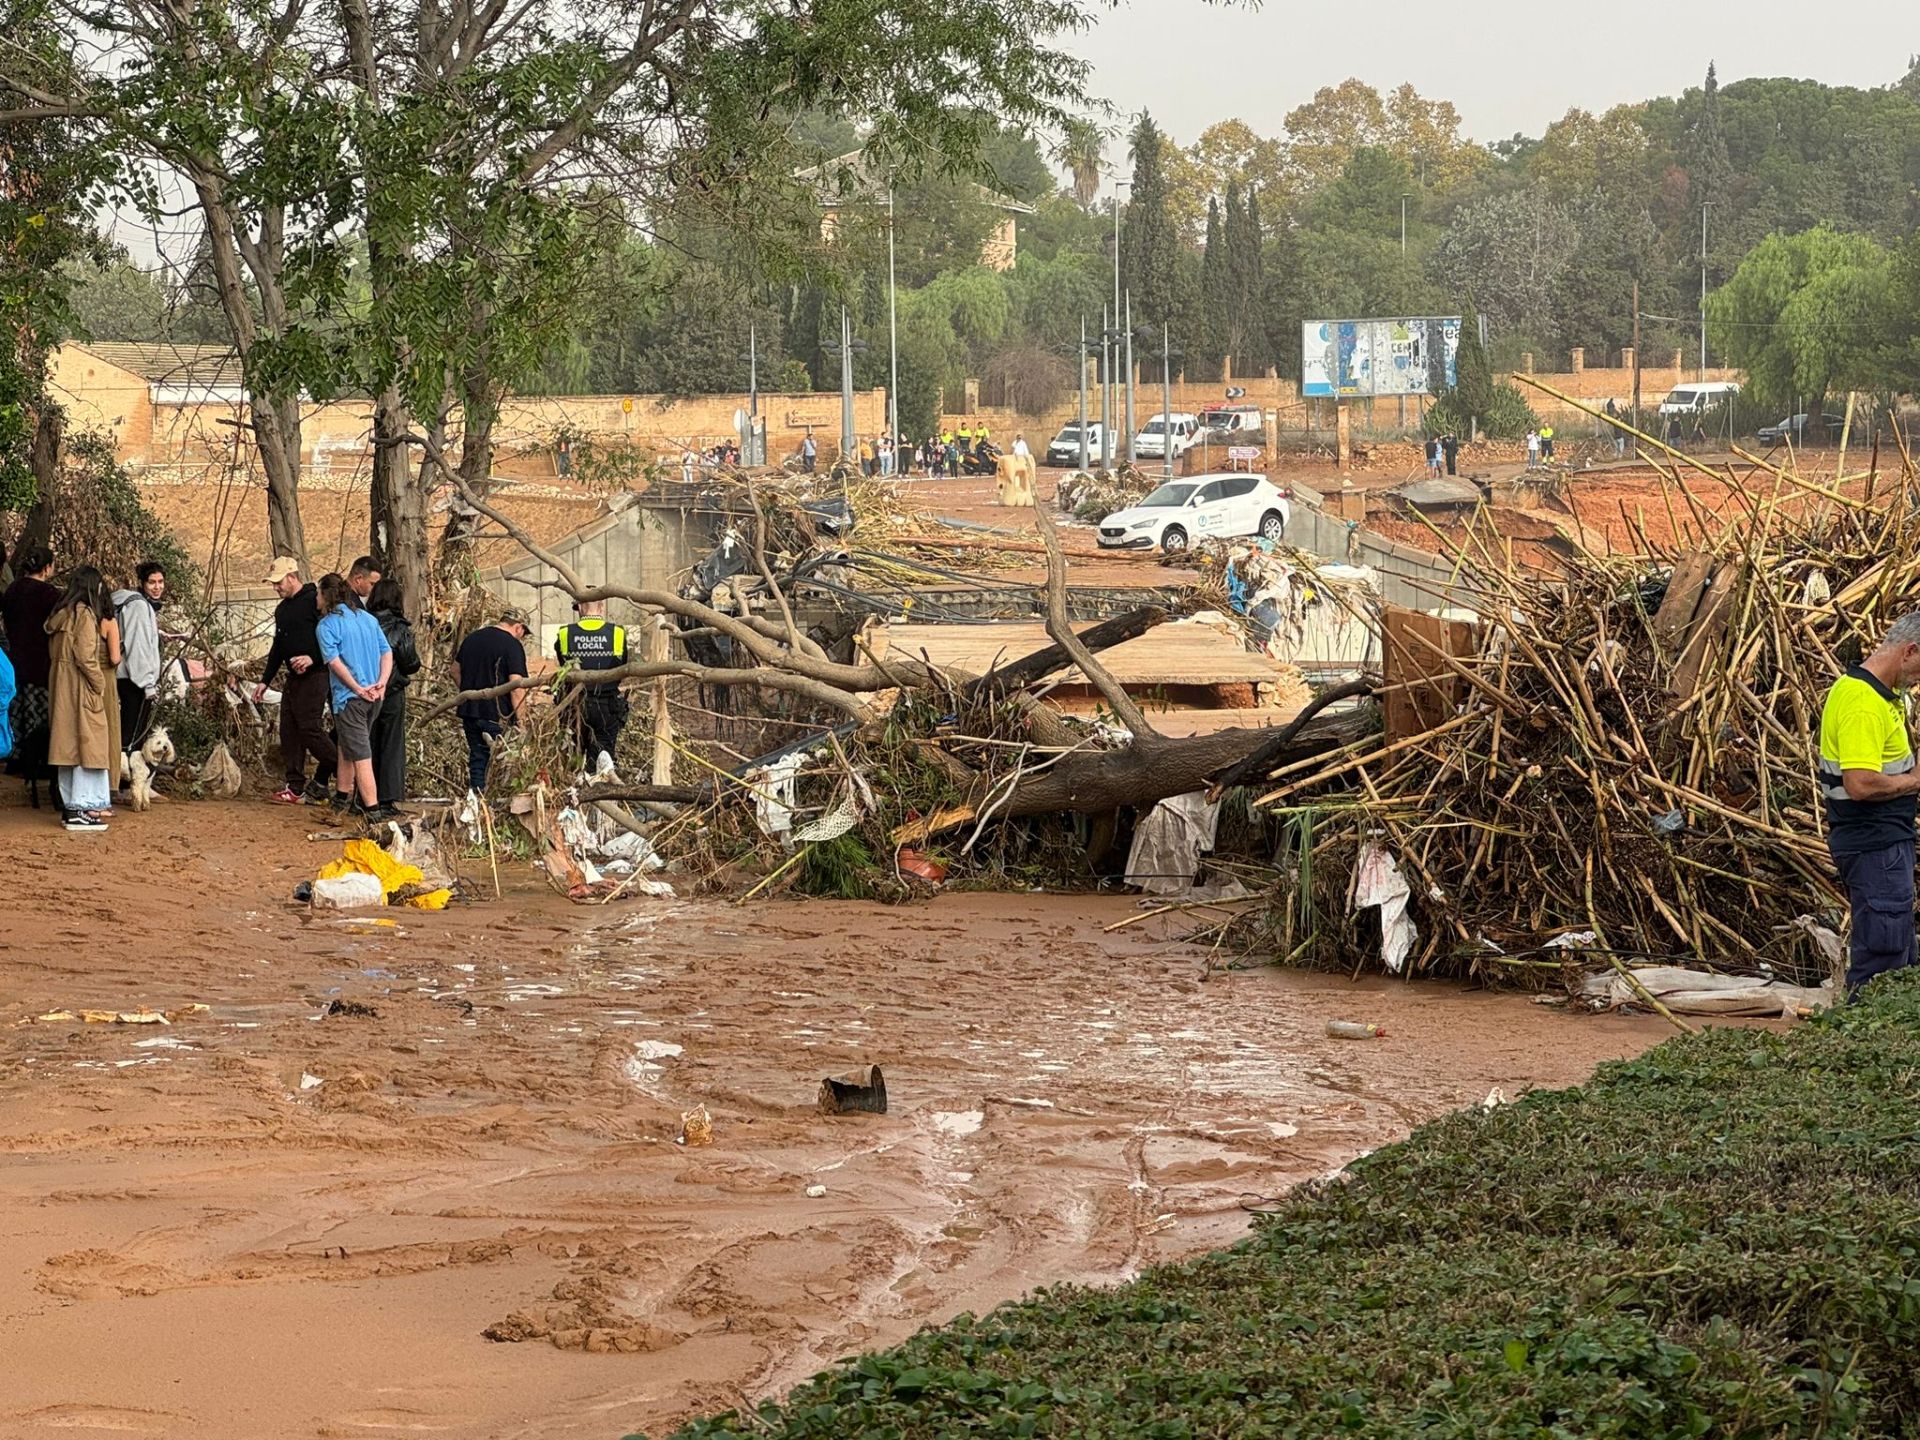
[1075,0,1913,186]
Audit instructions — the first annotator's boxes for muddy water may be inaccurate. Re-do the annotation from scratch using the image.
[0,797,1674,1438]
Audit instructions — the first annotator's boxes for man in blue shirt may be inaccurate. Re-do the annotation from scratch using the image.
[316,571,393,820]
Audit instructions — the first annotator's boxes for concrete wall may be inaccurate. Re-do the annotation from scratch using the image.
[1285,489,1481,614]
[476,495,726,657]
[940,362,1746,451]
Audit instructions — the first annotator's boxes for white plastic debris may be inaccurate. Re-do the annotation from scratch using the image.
[1350,841,1417,974]
[805,1184,828,1199]
[1124,791,1221,897]
[750,753,804,839]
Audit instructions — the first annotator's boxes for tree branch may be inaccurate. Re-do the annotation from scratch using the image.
[1031,504,1155,737]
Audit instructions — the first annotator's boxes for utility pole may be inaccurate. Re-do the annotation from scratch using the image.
[1124,290,1136,464]
[1631,279,1642,436]
[839,305,855,463]
[1400,195,1408,255]
[1077,315,1089,471]
[1105,303,1121,470]
[1699,202,1710,379]
[1160,324,1175,484]
[887,187,899,464]
[747,321,761,465]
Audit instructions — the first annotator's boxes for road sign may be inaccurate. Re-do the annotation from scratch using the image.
[1225,386,1246,399]
[1227,446,1260,461]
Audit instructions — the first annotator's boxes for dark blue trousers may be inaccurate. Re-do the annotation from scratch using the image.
[462,715,502,793]
[1833,838,1917,994]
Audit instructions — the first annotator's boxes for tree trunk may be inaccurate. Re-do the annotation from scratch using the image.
[17,402,63,556]
[369,386,430,614]
[255,394,308,567]
[986,711,1371,821]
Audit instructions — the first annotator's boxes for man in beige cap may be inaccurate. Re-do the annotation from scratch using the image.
[254,555,338,803]
[451,606,530,793]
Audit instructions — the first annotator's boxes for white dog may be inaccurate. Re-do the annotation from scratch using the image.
[125,725,177,812]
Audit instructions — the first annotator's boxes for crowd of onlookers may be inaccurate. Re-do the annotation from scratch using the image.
[1,540,632,835]
[795,424,1019,479]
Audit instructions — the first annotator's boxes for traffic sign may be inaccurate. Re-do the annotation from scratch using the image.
[1225,386,1246,399]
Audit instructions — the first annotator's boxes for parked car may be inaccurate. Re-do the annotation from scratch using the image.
[1097,473,1291,554]
[1046,421,1108,467]
[1132,411,1201,460]
[1658,381,1741,417]
[1756,413,1847,445]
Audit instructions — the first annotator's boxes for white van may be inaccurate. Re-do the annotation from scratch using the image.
[1659,381,1741,417]
[1133,412,1200,460]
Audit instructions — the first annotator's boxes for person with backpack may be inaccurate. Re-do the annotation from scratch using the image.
[366,577,420,816]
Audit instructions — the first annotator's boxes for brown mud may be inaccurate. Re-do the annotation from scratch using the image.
[0,794,1673,1438]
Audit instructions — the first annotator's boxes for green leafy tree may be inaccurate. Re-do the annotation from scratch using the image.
[0,0,114,534]
[62,254,171,344]
[1706,226,1895,429]
[1120,114,1182,338]
[1195,195,1226,376]
[1452,299,1495,423]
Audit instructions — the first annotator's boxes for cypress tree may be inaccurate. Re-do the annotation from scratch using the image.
[1120,113,1180,339]
[1199,195,1226,376]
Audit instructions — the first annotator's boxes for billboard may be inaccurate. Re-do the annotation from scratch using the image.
[1301,318,1462,398]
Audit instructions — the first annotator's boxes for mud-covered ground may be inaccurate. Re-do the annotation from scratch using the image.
[0,794,1675,1439]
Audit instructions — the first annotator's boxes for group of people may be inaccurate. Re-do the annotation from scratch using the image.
[1523,425,1558,467]
[256,555,419,821]
[795,427,1019,480]
[0,544,174,831]
[1422,433,1462,479]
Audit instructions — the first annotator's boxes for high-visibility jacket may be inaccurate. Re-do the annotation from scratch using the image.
[556,618,627,694]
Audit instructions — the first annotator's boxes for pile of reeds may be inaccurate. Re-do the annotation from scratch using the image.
[1256,417,1920,985]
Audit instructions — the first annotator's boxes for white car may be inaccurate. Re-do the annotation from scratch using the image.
[1132,412,1200,460]
[1097,473,1291,554]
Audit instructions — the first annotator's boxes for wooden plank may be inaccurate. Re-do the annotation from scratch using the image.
[1652,551,1715,649]
[883,620,1286,687]
[1381,604,1476,741]
[1668,560,1744,703]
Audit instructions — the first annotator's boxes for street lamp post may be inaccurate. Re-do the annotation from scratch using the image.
[1151,326,1182,484]
[1699,201,1711,379]
[1077,315,1090,471]
[1100,302,1111,469]
[887,187,900,470]
[1110,180,1130,468]
[1124,291,1136,464]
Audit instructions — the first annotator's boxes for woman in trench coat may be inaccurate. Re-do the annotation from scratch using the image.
[46,564,122,830]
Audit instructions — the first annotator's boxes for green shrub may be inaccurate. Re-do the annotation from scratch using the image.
[650,973,1920,1439]
[1428,381,1539,442]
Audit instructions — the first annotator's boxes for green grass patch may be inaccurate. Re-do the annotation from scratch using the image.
[648,974,1920,1439]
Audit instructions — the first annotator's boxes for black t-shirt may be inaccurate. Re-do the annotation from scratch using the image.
[455,625,528,722]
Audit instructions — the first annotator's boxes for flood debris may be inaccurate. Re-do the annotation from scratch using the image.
[818,1065,888,1116]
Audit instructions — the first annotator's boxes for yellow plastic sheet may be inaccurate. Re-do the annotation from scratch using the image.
[316,838,453,910]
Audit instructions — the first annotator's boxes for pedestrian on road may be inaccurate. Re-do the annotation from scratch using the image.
[3,545,63,808]
[1540,423,1555,460]
[45,564,122,832]
[111,561,165,754]
[1011,433,1031,460]
[1819,613,1920,995]
[945,437,960,478]
[1425,436,1443,479]
[316,571,392,819]
[453,607,530,794]
[1525,429,1540,468]
[256,556,338,804]
[800,431,817,474]
[366,577,420,813]
[554,598,628,772]
[1441,432,1460,476]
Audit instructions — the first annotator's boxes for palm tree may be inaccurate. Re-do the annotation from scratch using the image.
[1054,117,1104,210]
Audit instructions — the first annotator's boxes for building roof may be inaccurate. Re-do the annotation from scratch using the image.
[73,342,245,389]
[793,150,1036,216]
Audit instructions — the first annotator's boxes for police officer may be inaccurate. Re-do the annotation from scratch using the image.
[555,598,629,769]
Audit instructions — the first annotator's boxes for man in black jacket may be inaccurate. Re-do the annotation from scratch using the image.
[253,556,338,803]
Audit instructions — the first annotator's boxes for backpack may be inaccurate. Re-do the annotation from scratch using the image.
[0,644,15,759]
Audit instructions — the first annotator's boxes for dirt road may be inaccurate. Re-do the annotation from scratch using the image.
[0,796,1675,1439]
